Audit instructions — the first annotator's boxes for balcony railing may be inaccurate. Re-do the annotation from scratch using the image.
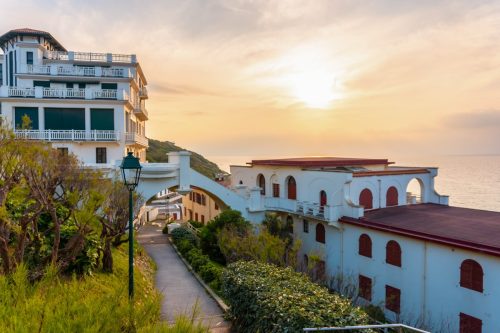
[44,50,136,64]
[134,100,149,120]
[14,130,120,142]
[125,132,149,147]
[21,64,131,78]
[264,198,333,221]
[139,86,148,98]
[3,87,126,100]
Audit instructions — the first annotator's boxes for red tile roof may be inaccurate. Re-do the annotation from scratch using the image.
[0,28,66,51]
[341,204,500,257]
[250,157,392,168]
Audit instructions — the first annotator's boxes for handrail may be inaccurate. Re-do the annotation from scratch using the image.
[14,130,120,142]
[304,323,430,333]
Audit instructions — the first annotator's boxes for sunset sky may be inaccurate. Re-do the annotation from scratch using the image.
[2,0,500,167]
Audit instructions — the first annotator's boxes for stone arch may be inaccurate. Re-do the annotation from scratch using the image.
[257,173,266,195]
[406,177,425,204]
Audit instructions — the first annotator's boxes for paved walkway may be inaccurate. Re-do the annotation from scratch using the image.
[137,222,231,332]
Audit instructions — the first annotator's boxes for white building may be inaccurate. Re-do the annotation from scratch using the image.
[230,157,499,333]
[0,28,148,167]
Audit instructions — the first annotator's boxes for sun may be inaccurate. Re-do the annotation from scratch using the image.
[289,70,336,108]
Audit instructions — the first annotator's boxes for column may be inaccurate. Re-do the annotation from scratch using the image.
[38,107,44,130]
[85,108,91,139]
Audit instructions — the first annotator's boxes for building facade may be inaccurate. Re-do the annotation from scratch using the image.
[230,157,499,333]
[0,28,148,167]
[182,188,222,224]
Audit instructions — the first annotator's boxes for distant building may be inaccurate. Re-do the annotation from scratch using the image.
[182,188,222,224]
[231,157,499,333]
[0,28,148,167]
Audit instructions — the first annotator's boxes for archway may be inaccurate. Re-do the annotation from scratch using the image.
[257,174,266,195]
[359,188,373,210]
[406,178,424,204]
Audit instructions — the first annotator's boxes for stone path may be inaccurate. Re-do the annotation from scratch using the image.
[137,222,231,332]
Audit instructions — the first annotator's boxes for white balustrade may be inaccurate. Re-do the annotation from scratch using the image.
[93,89,117,99]
[14,130,120,142]
[263,197,333,221]
[8,87,35,97]
[42,88,85,99]
[125,132,149,147]
[44,50,135,63]
[101,68,125,77]
[26,65,51,74]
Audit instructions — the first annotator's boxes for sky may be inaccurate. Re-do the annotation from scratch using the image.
[2,0,500,165]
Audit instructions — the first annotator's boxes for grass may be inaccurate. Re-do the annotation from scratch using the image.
[0,245,209,333]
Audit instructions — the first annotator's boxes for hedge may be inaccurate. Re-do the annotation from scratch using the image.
[222,261,370,332]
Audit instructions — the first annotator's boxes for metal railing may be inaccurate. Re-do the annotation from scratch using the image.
[304,323,430,333]
[139,86,148,98]
[14,130,120,142]
[125,132,149,147]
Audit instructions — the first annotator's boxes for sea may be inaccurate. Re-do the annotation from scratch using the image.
[207,154,500,213]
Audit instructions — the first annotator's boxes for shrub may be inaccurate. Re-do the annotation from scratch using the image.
[189,220,204,229]
[171,227,197,246]
[176,239,195,255]
[186,248,203,263]
[190,253,210,271]
[199,262,222,283]
[223,261,370,333]
[162,224,169,234]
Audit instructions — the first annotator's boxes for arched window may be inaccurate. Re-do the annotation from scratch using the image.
[386,240,401,267]
[257,174,266,195]
[320,190,327,206]
[460,259,483,292]
[359,234,372,258]
[386,186,398,206]
[359,188,373,209]
[316,223,325,244]
[287,176,297,200]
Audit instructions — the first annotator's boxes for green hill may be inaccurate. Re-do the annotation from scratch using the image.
[146,139,226,179]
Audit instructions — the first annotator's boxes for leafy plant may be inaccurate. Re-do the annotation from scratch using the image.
[223,261,370,333]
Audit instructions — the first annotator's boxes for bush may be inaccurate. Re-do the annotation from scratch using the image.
[223,261,370,333]
[189,220,204,229]
[162,224,169,234]
[176,239,195,255]
[171,227,197,246]
[199,262,222,283]
[190,254,210,271]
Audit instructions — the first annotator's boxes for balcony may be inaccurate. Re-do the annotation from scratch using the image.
[264,197,335,222]
[2,87,128,101]
[44,51,136,64]
[139,86,148,99]
[125,132,149,147]
[19,64,132,78]
[134,100,149,121]
[14,130,120,142]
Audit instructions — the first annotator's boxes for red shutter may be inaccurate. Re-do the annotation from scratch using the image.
[385,285,401,313]
[287,177,297,200]
[316,223,325,244]
[460,313,482,333]
[386,241,402,267]
[273,183,280,198]
[359,189,373,209]
[460,260,483,292]
[359,234,372,258]
[320,191,327,206]
[359,275,372,301]
[386,186,398,206]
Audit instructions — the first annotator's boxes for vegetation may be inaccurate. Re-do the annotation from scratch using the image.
[223,261,370,333]
[146,139,226,178]
[0,245,209,333]
[170,227,223,294]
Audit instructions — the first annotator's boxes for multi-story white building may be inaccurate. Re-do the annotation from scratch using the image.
[0,28,148,166]
[230,157,499,333]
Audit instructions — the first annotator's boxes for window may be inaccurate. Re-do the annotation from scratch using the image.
[57,147,68,156]
[195,213,198,222]
[273,183,280,198]
[91,109,114,130]
[33,80,50,88]
[201,195,206,206]
[189,210,193,221]
[201,215,205,224]
[287,176,297,200]
[189,192,193,201]
[386,240,401,267]
[14,107,39,129]
[96,148,107,164]
[316,223,325,244]
[26,51,33,65]
[359,234,372,258]
[303,219,309,233]
[45,108,85,130]
[385,285,401,313]
[460,259,483,292]
[386,186,398,206]
[101,83,117,90]
[359,275,372,301]
[214,202,219,210]
[460,313,482,333]
[320,190,327,206]
[257,174,266,195]
[359,188,373,209]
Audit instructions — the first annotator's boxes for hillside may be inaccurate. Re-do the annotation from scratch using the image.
[146,139,226,179]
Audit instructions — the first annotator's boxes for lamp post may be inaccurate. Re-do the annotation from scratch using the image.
[120,152,142,299]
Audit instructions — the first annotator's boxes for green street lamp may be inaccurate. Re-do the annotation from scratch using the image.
[120,152,142,299]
